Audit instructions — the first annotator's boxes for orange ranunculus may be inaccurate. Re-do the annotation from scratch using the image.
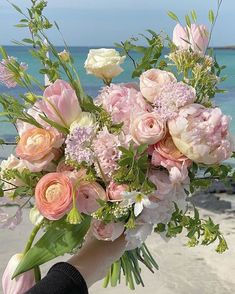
[16,128,63,172]
[35,172,73,220]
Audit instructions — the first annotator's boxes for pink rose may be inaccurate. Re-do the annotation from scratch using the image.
[130,112,165,145]
[168,104,234,164]
[151,134,192,170]
[76,182,107,215]
[106,182,128,201]
[91,219,125,241]
[16,127,64,172]
[2,253,35,294]
[139,69,176,103]
[38,79,82,127]
[95,83,151,133]
[173,23,209,55]
[35,172,73,220]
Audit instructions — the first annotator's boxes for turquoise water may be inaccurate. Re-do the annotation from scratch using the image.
[0,46,235,140]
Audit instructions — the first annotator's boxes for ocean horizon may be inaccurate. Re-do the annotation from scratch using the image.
[0,46,235,143]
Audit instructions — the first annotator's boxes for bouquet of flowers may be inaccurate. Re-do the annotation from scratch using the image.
[0,1,234,292]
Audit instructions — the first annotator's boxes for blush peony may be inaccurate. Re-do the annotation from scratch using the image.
[168,104,234,164]
[91,219,125,241]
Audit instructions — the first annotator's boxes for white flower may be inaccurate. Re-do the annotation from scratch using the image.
[84,48,126,82]
[70,112,97,132]
[125,223,153,250]
[29,207,44,226]
[121,191,157,217]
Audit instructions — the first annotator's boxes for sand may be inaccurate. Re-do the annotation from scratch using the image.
[0,205,235,294]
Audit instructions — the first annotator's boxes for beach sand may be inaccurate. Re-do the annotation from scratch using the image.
[0,204,235,294]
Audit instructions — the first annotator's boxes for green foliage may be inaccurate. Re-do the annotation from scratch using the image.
[13,216,91,278]
[208,10,215,24]
[116,30,165,78]
[114,144,155,193]
[167,11,179,22]
[155,205,228,253]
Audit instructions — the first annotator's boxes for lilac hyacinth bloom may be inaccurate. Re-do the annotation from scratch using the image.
[154,81,196,121]
[65,126,94,165]
[0,57,27,88]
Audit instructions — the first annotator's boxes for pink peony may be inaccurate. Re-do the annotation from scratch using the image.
[95,83,151,133]
[91,219,125,241]
[16,127,64,172]
[106,182,128,201]
[172,24,190,50]
[35,172,73,220]
[151,134,192,171]
[2,253,35,294]
[130,112,165,145]
[139,69,176,103]
[168,104,234,164]
[38,79,82,127]
[76,182,107,215]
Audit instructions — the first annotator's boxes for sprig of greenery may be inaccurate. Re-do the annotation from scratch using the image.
[155,204,228,253]
[115,30,165,78]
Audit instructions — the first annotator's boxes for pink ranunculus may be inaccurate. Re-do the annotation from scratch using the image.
[35,172,73,220]
[91,219,125,241]
[151,134,192,170]
[76,182,107,215]
[189,24,209,55]
[95,83,151,133]
[130,112,165,145]
[139,69,177,103]
[38,79,82,127]
[172,24,190,50]
[16,127,64,172]
[2,253,35,294]
[106,182,128,201]
[168,104,234,164]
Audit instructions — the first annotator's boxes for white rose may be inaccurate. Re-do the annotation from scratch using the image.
[70,112,97,132]
[84,48,126,82]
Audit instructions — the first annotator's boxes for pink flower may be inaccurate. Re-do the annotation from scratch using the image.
[172,24,190,50]
[151,134,192,171]
[16,127,64,172]
[190,24,209,55]
[57,160,75,172]
[91,219,124,241]
[130,112,165,145]
[2,253,35,294]
[38,79,82,127]
[0,57,27,88]
[106,182,128,201]
[92,127,122,179]
[139,69,176,103]
[76,182,107,215]
[95,83,151,133]
[35,172,73,220]
[168,104,234,164]
[173,23,209,55]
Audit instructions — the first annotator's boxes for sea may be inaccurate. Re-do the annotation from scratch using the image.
[0,46,235,142]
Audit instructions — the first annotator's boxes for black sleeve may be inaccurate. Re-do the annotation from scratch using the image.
[25,262,88,294]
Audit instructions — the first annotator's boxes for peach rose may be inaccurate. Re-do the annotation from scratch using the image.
[151,134,192,170]
[130,112,165,145]
[16,128,64,172]
[106,182,128,201]
[76,182,107,215]
[91,219,125,241]
[140,69,176,103]
[35,172,73,220]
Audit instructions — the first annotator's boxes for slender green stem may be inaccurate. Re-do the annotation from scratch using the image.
[23,220,44,255]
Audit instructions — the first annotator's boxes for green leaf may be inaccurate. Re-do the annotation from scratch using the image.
[22,38,34,44]
[0,47,8,59]
[13,217,91,278]
[8,2,24,14]
[39,115,69,134]
[185,15,191,27]
[167,11,179,22]
[137,144,148,155]
[208,10,215,24]
[191,10,197,22]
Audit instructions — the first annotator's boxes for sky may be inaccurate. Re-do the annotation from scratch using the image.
[0,0,235,47]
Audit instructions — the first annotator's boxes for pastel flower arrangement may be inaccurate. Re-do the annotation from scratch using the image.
[0,1,234,292]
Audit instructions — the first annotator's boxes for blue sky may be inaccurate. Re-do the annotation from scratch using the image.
[0,0,234,46]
